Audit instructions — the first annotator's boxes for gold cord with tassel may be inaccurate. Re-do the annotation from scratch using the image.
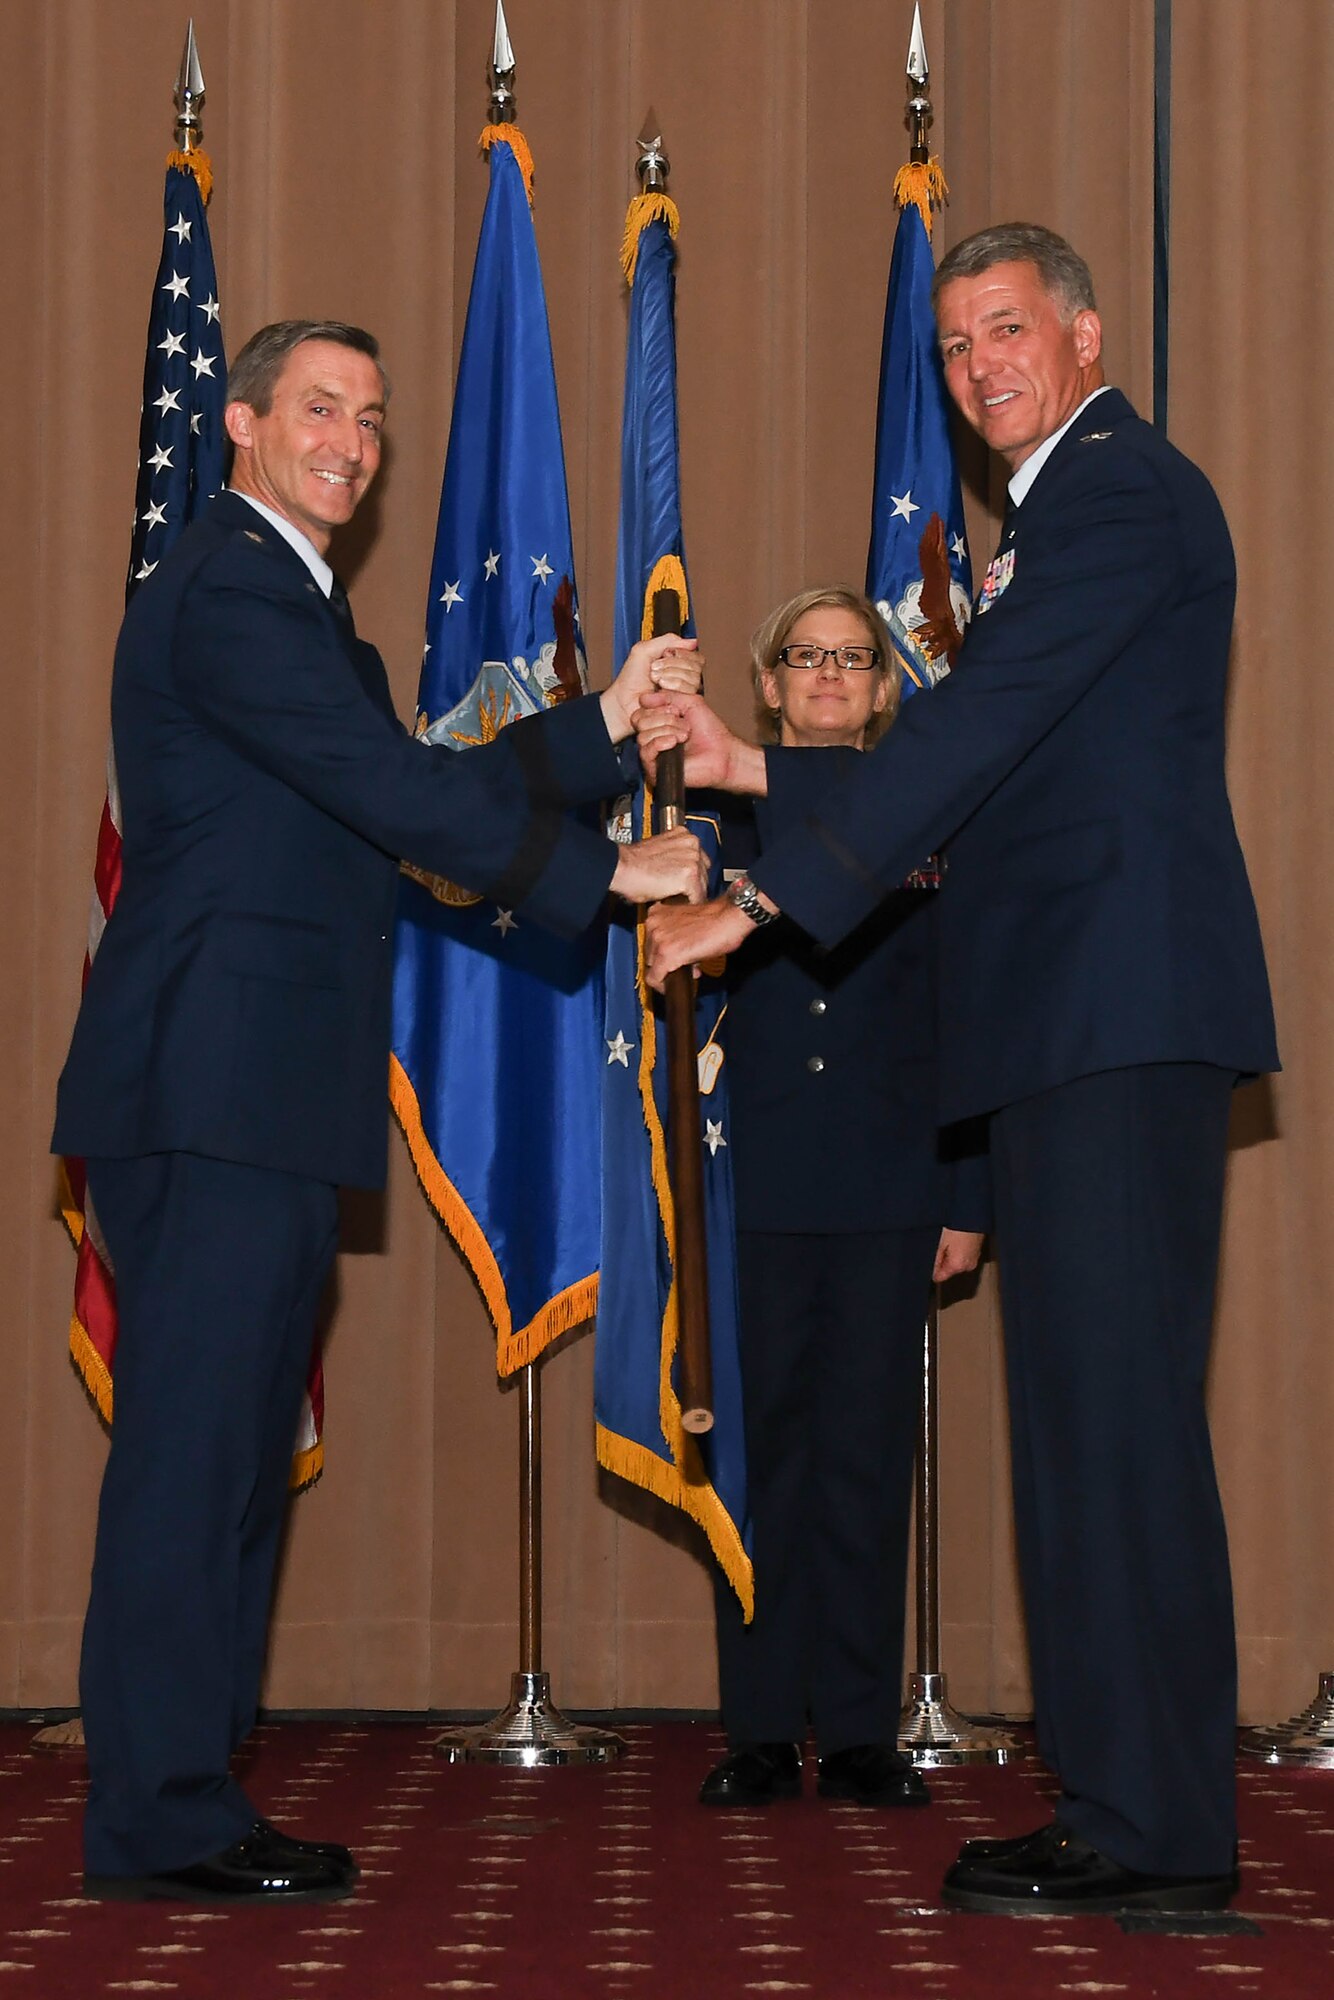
[621,192,680,285]
[892,158,948,235]
[165,145,214,205]
[479,122,536,204]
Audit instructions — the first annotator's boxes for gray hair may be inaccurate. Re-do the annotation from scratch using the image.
[932,224,1096,322]
[226,319,390,414]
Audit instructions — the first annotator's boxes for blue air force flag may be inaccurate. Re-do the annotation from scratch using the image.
[594,197,752,1617]
[389,130,603,1376]
[866,187,972,698]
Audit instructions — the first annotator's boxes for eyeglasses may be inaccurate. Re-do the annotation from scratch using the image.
[776,644,880,672]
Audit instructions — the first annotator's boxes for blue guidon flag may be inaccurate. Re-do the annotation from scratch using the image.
[866,154,973,698]
[390,123,604,1375]
[595,186,752,1619]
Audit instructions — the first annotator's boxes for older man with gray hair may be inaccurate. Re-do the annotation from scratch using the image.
[641,224,1278,1917]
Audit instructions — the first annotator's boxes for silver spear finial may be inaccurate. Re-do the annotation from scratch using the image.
[490,0,517,122]
[635,110,669,193]
[174,19,206,152]
[906,4,933,163]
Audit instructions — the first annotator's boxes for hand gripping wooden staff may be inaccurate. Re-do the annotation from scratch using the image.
[649,587,713,1433]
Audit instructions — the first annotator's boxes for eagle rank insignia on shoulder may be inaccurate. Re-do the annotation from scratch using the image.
[1080,430,1114,442]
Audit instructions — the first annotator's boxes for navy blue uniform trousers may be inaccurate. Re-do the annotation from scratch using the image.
[714,1226,938,1755]
[80,1153,338,1876]
[990,1062,1237,1878]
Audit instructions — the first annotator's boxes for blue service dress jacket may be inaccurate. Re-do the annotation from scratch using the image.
[717,749,989,1237]
[749,392,1279,1117]
[53,490,624,1188]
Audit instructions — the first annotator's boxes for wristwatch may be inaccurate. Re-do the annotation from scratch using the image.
[726,873,779,927]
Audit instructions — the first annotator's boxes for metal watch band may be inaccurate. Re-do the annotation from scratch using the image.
[726,873,779,927]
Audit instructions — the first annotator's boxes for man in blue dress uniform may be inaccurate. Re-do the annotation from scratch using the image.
[641,226,1278,1916]
[54,319,703,1903]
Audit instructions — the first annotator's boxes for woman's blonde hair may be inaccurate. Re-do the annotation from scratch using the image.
[750,585,902,745]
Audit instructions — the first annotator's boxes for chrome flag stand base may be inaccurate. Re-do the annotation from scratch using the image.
[900,1669,1015,1767]
[435,1670,623,1767]
[1240,1671,1334,1768]
[898,1296,1018,1769]
[433,1359,624,1768]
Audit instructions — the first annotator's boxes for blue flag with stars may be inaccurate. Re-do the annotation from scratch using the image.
[389,129,604,1376]
[866,181,972,699]
[594,197,752,1618]
[127,159,226,597]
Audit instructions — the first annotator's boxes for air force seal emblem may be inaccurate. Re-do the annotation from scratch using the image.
[874,513,971,690]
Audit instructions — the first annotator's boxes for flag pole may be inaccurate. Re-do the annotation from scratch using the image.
[1241,1677,1334,1768]
[34,14,225,1761]
[636,117,714,1437]
[434,1356,622,1766]
[433,5,621,1766]
[892,8,1015,1769]
[898,1295,1016,1763]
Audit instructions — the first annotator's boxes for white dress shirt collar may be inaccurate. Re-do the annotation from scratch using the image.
[230,490,334,599]
[1007,384,1114,509]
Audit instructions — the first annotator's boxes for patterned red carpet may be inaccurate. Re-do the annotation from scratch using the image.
[1,1718,1332,1997]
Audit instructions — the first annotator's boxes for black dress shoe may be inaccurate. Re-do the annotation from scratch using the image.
[942,1820,1236,1916]
[817,1743,931,1808]
[257,1818,359,1880]
[960,1822,1243,1871]
[699,1742,802,1807]
[83,1823,355,1903]
[957,1821,1052,1860]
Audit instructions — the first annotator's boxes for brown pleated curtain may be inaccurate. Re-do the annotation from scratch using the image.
[2,0,1330,1723]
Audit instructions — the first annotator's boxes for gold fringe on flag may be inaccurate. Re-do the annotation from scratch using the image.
[389,1052,598,1377]
[289,1438,324,1490]
[57,1156,83,1250]
[614,815,752,1617]
[632,909,680,1449]
[635,560,691,1444]
[892,157,949,237]
[638,554,689,640]
[596,1421,755,1622]
[165,145,214,206]
[479,122,536,205]
[620,191,681,286]
[67,1304,322,1488]
[70,1313,113,1426]
[64,1191,325,1489]
[590,564,753,1615]
[59,1157,114,1423]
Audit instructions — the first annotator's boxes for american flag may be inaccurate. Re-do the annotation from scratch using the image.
[61,152,322,1486]
[124,156,226,599]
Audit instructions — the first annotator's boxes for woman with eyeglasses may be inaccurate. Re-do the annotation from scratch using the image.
[690,585,989,1812]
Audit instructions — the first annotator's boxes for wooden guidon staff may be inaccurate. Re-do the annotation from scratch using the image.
[650,587,714,1433]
